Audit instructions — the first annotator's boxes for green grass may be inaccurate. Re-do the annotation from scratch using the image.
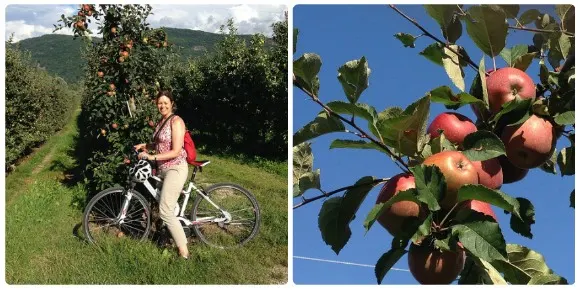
[5,112,288,285]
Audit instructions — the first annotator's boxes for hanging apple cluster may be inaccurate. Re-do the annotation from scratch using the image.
[293,4,574,285]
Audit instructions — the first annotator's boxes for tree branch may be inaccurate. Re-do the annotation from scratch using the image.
[389,4,483,75]
[509,25,575,37]
[294,81,411,173]
[293,177,390,209]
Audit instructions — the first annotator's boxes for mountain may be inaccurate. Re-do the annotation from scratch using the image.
[9,27,270,84]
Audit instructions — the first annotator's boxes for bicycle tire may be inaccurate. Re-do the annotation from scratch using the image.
[190,183,261,249]
[82,186,151,244]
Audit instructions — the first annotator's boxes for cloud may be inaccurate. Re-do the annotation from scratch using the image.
[5,4,287,42]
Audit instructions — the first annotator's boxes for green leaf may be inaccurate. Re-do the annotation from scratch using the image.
[434,235,452,252]
[558,34,572,59]
[478,257,509,284]
[461,131,506,161]
[493,244,565,284]
[326,101,378,127]
[296,170,321,197]
[497,5,519,19]
[499,44,528,67]
[513,52,537,72]
[292,143,314,184]
[337,57,371,104]
[452,215,507,262]
[293,53,322,96]
[457,185,522,220]
[374,106,404,144]
[363,188,419,232]
[377,96,430,156]
[293,111,345,145]
[491,97,533,126]
[330,139,387,153]
[420,43,445,66]
[423,5,463,43]
[394,32,416,48]
[539,149,558,175]
[428,86,484,110]
[293,28,298,54]
[570,190,574,208]
[528,273,568,285]
[509,197,535,239]
[478,57,490,109]
[554,111,575,126]
[518,9,540,25]
[557,5,575,32]
[430,132,456,155]
[375,246,407,284]
[410,213,432,244]
[318,197,350,254]
[318,178,378,255]
[442,44,465,91]
[466,5,508,57]
[557,146,574,176]
[409,165,445,211]
[555,5,574,24]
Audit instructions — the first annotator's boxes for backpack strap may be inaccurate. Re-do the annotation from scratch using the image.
[153,114,175,142]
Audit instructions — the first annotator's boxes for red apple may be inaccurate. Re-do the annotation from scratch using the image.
[471,158,503,189]
[486,67,536,114]
[501,114,556,169]
[111,123,118,129]
[427,112,477,145]
[423,151,479,209]
[97,71,104,78]
[498,155,529,183]
[375,173,424,237]
[408,242,465,284]
[459,200,497,221]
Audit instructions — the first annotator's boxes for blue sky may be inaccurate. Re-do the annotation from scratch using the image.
[4,4,286,42]
[293,4,575,285]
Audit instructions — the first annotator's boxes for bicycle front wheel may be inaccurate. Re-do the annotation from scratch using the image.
[190,183,261,249]
[82,187,151,244]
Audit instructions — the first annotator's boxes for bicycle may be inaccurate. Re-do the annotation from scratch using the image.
[82,150,261,249]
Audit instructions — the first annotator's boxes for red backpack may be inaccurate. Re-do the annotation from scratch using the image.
[155,114,197,164]
[183,130,197,164]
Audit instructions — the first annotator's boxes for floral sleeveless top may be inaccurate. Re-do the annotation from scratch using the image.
[153,115,187,170]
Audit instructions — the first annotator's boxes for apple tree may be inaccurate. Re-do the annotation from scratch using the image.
[293,4,574,284]
[54,4,178,193]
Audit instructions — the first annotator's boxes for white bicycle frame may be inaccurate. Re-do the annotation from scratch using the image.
[118,177,231,227]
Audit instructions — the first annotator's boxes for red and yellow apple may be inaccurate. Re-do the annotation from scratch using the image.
[375,173,424,237]
[427,112,477,145]
[486,67,536,114]
[471,158,503,189]
[408,242,465,284]
[501,114,556,169]
[423,151,479,209]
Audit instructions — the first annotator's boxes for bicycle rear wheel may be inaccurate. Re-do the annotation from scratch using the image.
[82,187,151,244]
[190,183,260,248]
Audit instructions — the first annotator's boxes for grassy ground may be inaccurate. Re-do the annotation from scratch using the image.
[5,111,288,284]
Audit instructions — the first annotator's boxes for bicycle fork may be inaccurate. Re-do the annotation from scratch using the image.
[116,190,134,224]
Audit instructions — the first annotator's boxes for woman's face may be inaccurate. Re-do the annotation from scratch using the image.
[157,95,173,116]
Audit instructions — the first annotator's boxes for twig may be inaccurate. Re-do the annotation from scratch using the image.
[439,202,459,227]
[509,25,575,37]
[389,4,482,75]
[294,81,411,173]
[293,178,390,209]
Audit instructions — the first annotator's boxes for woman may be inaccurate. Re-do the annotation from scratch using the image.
[134,90,189,259]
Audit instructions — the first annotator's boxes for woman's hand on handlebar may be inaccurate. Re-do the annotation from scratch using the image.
[138,152,153,161]
[133,143,148,152]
